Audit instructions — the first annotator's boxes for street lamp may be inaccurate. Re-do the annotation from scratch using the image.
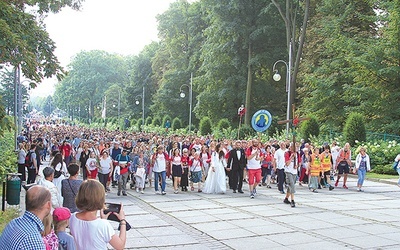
[134,94,145,126]
[272,42,293,135]
[179,73,193,132]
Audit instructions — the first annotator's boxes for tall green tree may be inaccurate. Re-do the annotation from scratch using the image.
[298,0,379,132]
[54,50,128,120]
[197,0,287,125]
[150,0,207,126]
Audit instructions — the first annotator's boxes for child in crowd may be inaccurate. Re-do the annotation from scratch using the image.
[53,207,76,250]
[189,151,204,192]
[308,147,321,193]
[42,213,59,250]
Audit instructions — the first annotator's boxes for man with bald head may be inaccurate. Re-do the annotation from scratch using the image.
[0,185,52,249]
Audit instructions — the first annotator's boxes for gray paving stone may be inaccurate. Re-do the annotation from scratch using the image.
[222,236,282,249]
[340,235,399,249]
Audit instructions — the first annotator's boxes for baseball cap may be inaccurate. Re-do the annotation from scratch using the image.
[53,207,71,221]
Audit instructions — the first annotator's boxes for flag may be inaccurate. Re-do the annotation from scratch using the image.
[101,96,106,119]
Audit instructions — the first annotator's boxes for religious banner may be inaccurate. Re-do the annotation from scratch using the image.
[251,110,272,133]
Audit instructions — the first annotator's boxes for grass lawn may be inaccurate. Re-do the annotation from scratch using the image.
[366,172,398,179]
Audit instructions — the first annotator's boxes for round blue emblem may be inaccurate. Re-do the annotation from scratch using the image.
[251,110,272,133]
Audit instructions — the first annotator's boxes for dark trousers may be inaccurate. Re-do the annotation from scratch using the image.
[98,173,108,190]
[81,166,87,180]
[27,168,36,184]
[277,168,286,191]
[18,163,26,182]
[230,168,244,191]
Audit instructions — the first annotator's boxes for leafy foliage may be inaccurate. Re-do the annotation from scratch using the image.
[344,112,366,146]
[199,117,212,135]
[171,117,182,131]
[152,116,161,127]
[145,117,152,126]
[216,118,231,131]
[300,116,319,142]
[0,131,17,180]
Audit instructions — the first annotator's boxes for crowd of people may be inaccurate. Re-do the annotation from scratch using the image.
[2,119,400,249]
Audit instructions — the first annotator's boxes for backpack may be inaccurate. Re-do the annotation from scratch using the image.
[25,151,32,168]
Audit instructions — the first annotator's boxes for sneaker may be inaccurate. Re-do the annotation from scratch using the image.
[155,190,161,195]
[174,190,178,194]
[283,198,290,204]
[290,200,296,208]
[262,182,267,186]
[106,187,111,192]
[335,180,339,187]
[198,189,202,193]
[329,186,334,191]
[267,185,271,189]
[161,191,166,195]
[238,190,244,193]
[312,189,318,193]
[140,190,144,194]
[136,188,139,193]
[253,188,257,195]
[258,183,262,187]
[280,191,285,194]
[343,185,348,189]
[318,184,322,189]
[233,190,237,193]
[250,194,254,199]
[117,192,121,196]
[123,193,127,196]
[359,189,364,192]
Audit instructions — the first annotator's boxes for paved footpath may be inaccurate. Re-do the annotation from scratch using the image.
[104,176,400,250]
[15,164,400,249]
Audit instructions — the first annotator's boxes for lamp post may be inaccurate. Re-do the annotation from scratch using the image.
[135,92,145,126]
[179,73,193,133]
[272,42,292,135]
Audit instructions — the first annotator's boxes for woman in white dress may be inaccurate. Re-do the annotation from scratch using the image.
[203,144,227,194]
[51,153,68,204]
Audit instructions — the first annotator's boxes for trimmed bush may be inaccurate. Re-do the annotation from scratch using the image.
[300,116,319,143]
[136,118,143,131]
[152,116,162,127]
[145,117,152,125]
[344,112,366,146]
[172,117,182,131]
[217,118,231,131]
[199,117,212,135]
[238,124,256,140]
[371,164,398,175]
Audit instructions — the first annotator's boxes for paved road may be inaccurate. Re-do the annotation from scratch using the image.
[13,163,400,249]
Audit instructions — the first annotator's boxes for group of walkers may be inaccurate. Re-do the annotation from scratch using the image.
[5,118,400,249]
[16,120,385,200]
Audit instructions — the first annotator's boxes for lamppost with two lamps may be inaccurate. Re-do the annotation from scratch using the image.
[179,73,193,133]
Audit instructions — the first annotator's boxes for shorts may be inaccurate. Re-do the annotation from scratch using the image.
[338,161,350,174]
[190,171,202,183]
[248,169,262,185]
[172,164,183,177]
[88,168,98,179]
[262,167,271,176]
[285,172,297,194]
[323,170,331,176]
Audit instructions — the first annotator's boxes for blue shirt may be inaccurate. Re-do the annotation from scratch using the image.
[0,211,46,249]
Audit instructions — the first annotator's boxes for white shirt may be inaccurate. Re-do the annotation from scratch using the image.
[153,153,167,173]
[69,213,114,250]
[274,148,287,170]
[99,157,113,174]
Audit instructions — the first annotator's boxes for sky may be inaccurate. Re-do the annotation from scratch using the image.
[31,0,177,97]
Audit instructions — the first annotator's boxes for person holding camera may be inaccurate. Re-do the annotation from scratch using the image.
[69,179,126,250]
